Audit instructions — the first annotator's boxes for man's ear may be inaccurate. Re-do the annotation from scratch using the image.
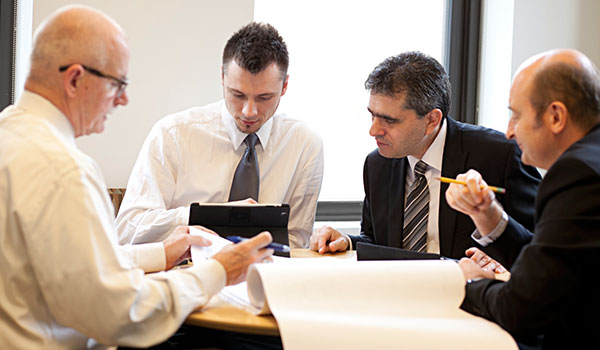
[221,65,225,86]
[63,65,84,98]
[280,74,289,96]
[425,108,443,135]
[546,101,568,135]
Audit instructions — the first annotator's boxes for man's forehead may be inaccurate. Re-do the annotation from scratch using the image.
[370,92,409,108]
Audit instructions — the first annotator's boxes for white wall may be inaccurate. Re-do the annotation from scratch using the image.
[511,0,600,75]
[477,0,515,132]
[478,0,600,133]
[31,0,254,187]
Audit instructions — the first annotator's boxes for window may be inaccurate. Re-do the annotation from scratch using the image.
[255,0,447,202]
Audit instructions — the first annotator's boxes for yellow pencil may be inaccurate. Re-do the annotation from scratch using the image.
[436,176,506,194]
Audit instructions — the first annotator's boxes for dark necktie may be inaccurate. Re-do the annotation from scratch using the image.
[402,160,429,252]
[228,133,259,201]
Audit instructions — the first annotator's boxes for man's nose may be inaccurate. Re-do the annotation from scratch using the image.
[369,118,384,137]
[115,89,129,106]
[242,99,258,118]
[505,118,516,140]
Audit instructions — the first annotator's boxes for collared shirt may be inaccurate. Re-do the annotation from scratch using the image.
[406,120,448,254]
[0,91,226,349]
[116,100,324,248]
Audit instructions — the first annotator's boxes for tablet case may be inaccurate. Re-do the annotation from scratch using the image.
[357,242,445,261]
[189,203,290,257]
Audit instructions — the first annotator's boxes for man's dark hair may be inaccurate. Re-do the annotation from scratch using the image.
[365,51,451,119]
[222,22,288,80]
[530,61,600,131]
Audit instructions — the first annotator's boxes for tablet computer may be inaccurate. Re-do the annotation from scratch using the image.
[189,203,290,257]
[357,242,455,261]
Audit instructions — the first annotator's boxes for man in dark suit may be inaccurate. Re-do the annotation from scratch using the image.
[447,49,600,349]
[310,51,540,268]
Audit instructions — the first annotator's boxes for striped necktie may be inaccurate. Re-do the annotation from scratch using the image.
[402,160,429,252]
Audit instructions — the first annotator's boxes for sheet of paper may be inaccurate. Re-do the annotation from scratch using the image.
[246,259,517,350]
[189,226,232,261]
[220,256,345,315]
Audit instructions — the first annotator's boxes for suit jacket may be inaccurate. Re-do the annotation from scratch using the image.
[349,117,540,267]
[461,123,600,349]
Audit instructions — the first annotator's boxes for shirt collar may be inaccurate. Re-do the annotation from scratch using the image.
[407,119,447,173]
[221,101,274,151]
[16,90,76,146]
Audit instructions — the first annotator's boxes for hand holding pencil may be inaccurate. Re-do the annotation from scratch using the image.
[443,169,506,235]
[438,176,506,194]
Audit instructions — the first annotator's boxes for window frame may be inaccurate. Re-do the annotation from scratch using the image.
[0,0,16,110]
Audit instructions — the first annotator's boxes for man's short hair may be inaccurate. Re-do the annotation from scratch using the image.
[365,51,451,119]
[222,22,289,79]
[530,62,600,131]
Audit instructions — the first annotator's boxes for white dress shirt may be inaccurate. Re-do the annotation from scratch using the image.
[0,91,226,349]
[116,100,324,248]
[406,121,447,254]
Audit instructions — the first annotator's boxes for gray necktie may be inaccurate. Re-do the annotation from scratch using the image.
[228,133,259,201]
[402,160,429,252]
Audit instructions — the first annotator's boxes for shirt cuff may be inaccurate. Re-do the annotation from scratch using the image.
[180,206,191,226]
[189,258,227,297]
[131,242,166,273]
[471,210,508,247]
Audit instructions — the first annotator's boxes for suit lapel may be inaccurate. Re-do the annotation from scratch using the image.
[439,117,468,255]
[387,157,407,248]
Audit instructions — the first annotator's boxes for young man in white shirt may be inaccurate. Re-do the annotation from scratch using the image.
[116,23,324,249]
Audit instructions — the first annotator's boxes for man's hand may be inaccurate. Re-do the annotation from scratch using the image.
[310,226,350,254]
[445,169,504,235]
[212,231,274,285]
[458,258,495,282]
[465,247,507,274]
[162,226,213,270]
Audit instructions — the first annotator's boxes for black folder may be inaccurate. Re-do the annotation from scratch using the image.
[357,242,451,261]
[189,203,290,257]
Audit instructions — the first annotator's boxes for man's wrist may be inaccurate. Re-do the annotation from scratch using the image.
[472,200,504,236]
[343,234,353,250]
[472,210,508,247]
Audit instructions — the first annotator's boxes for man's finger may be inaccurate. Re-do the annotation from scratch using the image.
[256,248,274,263]
[465,247,479,257]
[495,265,508,274]
[318,232,332,254]
[329,237,348,252]
[245,231,273,249]
[189,235,212,247]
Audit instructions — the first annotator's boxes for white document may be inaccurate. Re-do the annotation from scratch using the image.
[245,259,517,350]
[189,226,232,260]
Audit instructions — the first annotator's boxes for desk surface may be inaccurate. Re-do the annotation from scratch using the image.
[185,249,356,336]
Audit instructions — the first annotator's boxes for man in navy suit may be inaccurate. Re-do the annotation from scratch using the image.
[310,51,540,268]
[448,49,600,349]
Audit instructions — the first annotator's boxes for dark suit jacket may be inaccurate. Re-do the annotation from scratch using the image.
[349,117,540,267]
[461,123,600,349]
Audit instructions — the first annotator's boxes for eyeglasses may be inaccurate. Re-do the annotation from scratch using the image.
[59,64,128,97]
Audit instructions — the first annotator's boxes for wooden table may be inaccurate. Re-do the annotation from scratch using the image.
[185,249,356,336]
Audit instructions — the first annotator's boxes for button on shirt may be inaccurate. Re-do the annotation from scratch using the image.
[406,121,447,254]
[0,91,226,349]
[116,100,324,248]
